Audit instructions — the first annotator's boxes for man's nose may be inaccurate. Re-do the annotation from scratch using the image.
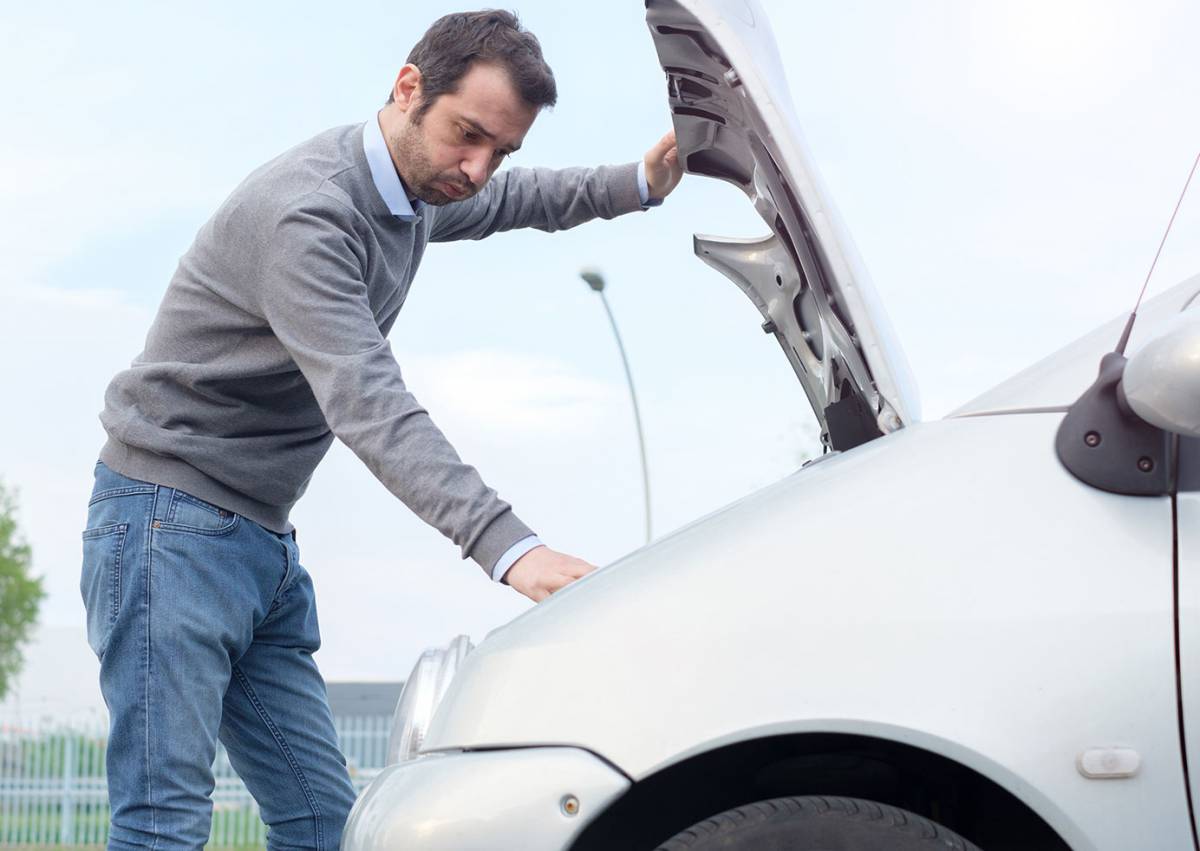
[461,150,490,188]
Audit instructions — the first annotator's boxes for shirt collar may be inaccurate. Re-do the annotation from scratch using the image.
[362,113,422,222]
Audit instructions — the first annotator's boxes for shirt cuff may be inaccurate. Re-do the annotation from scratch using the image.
[492,534,543,583]
[636,160,663,209]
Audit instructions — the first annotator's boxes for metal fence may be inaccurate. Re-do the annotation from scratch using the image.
[0,714,392,846]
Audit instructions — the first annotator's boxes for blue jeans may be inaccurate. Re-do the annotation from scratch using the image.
[80,462,357,851]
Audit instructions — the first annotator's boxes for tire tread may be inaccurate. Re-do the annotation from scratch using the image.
[654,794,979,850]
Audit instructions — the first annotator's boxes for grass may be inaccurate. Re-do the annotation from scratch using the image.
[0,806,267,847]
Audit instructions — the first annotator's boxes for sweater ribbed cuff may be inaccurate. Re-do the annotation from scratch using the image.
[611,161,646,216]
[468,509,537,576]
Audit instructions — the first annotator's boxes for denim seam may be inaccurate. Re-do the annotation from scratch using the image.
[82,523,128,659]
[152,515,241,537]
[109,526,126,637]
[232,664,325,849]
[261,539,298,626]
[145,487,161,851]
[88,485,157,506]
[81,522,128,539]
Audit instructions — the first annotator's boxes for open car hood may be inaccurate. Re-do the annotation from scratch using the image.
[646,0,920,449]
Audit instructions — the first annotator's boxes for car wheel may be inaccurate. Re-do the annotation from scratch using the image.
[653,795,982,850]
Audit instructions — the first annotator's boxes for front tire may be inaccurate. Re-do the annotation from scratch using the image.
[654,795,982,850]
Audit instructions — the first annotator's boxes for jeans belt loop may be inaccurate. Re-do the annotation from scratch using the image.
[151,485,174,524]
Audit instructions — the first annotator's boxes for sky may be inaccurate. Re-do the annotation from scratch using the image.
[1,0,1198,719]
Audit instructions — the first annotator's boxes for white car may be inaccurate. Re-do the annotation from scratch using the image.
[342,1,1200,849]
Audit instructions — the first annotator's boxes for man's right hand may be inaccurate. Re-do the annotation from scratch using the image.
[503,545,595,602]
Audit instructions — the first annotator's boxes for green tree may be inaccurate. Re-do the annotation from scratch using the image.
[0,481,44,699]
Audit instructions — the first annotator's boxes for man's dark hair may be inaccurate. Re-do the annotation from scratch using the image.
[390,10,557,122]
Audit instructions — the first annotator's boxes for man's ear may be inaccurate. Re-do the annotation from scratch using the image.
[392,63,422,113]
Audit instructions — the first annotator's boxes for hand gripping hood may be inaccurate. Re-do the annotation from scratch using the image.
[646,0,920,449]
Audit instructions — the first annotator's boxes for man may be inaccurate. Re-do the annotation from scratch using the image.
[79,9,683,851]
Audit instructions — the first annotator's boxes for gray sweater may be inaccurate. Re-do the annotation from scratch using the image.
[100,122,644,573]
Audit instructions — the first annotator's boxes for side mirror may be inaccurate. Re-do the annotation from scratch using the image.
[1122,310,1200,439]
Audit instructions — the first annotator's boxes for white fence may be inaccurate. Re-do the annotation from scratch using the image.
[0,715,392,846]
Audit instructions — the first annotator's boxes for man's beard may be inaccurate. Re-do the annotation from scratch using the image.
[390,120,478,207]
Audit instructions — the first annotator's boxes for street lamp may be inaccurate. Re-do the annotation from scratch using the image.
[580,267,652,544]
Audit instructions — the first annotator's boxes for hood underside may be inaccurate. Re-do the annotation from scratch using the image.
[646,0,919,450]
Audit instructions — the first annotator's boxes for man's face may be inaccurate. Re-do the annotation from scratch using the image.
[390,62,538,206]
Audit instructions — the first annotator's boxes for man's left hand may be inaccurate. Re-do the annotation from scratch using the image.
[644,130,683,201]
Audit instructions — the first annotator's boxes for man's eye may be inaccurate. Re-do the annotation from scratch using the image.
[462,128,479,142]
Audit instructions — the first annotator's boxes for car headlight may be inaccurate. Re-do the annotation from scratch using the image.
[386,634,473,764]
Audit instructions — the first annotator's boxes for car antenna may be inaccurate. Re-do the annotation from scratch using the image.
[1114,149,1200,355]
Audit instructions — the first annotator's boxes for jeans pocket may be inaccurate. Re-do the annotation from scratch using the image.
[158,491,240,536]
[80,523,128,659]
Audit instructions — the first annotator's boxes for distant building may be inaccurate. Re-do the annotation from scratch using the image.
[326,681,404,718]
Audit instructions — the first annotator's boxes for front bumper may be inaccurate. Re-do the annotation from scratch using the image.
[341,747,630,851]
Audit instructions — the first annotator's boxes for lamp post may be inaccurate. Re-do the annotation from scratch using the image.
[580,267,652,545]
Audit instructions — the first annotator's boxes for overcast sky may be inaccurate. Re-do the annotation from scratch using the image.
[1,0,1198,718]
